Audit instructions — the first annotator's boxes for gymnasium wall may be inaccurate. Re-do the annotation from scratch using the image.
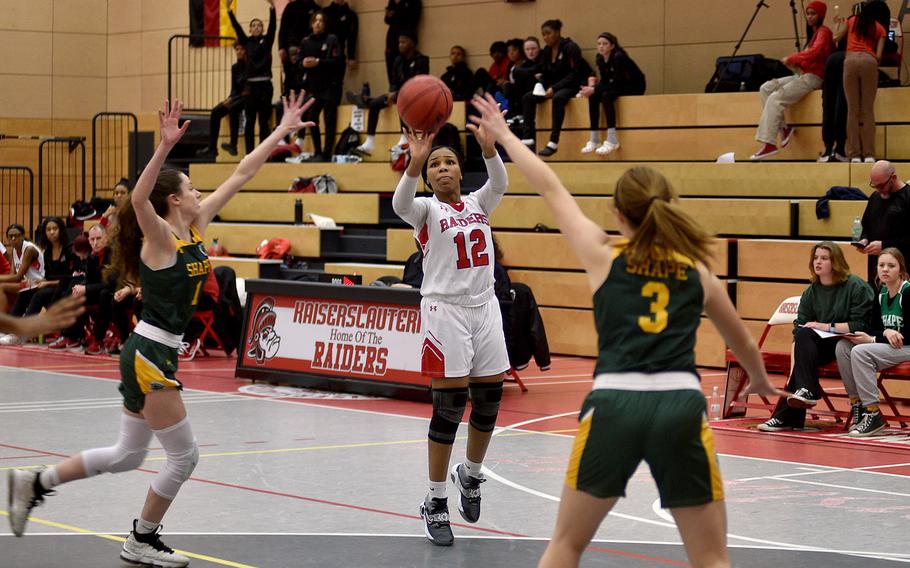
[0,0,907,124]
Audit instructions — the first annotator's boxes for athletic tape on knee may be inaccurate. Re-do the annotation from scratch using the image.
[469,382,503,433]
[81,413,153,476]
[429,387,468,445]
[150,417,198,501]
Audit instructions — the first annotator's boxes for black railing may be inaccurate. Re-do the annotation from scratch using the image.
[0,167,35,238]
[92,112,138,197]
[38,137,86,223]
[168,34,236,112]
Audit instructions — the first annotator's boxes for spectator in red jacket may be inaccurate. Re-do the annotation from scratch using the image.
[750,1,833,160]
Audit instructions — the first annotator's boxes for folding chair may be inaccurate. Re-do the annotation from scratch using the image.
[191,309,227,357]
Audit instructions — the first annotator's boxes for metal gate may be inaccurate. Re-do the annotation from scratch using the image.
[168,34,237,112]
[92,112,138,197]
[0,166,35,238]
[38,137,86,223]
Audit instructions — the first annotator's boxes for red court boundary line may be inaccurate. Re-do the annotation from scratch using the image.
[1,441,690,564]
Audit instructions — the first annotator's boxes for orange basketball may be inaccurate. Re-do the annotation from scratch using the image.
[397,75,454,133]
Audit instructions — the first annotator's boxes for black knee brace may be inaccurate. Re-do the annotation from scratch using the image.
[429,387,468,445]
[469,381,503,433]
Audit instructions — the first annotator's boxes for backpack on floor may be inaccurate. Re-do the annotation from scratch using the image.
[334,126,361,156]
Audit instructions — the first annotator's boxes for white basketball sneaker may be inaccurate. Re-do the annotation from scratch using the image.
[120,520,190,568]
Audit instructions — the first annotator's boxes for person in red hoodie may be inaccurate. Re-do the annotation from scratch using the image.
[751,1,833,160]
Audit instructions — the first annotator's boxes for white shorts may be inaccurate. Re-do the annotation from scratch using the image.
[420,296,510,379]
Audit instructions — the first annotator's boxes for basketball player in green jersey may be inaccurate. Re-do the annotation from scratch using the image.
[8,94,313,567]
[468,94,784,568]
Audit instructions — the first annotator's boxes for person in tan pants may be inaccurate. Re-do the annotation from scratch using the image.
[834,4,885,162]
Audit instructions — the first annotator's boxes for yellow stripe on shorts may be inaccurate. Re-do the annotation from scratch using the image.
[699,415,725,501]
[134,350,181,395]
[565,407,595,490]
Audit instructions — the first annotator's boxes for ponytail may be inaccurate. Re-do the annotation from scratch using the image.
[614,167,714,268]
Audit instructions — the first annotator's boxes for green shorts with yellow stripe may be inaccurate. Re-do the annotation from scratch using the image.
[565,388,723,509]
[118,333,183,413]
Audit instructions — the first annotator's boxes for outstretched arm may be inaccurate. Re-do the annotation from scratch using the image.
[194,91,314,233]
[469,94,613,290]
[467,114,508,214]
[132,100,191,257]
[2,294,84,337]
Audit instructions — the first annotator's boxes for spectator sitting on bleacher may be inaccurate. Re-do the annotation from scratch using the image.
[854,160,910,284]
[228,1,276,155]
[0,224,45,338]
[835,247,909,436]
[834,1,886,162]
[441,45,474,102]
[473,41,510,96]
[354,31,429,155]
[197,44,248,159]
[506,37,541,119]
[579,32,646,157]
[520,19,589,157]
[758,241,873,432]
[750,2,832,161]
[22,217,77,319]
[278,0,319,83]
[47,224,116,353]
[100,178,133,229]
[500,38,527,113]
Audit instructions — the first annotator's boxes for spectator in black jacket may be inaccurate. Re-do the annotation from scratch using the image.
[384,0,422,84]
[324,0,359,158]
[48,224,116,353]
[294,11,341,162]
[197,44,248,159]
[23,217,76,318]
[579,32,646,156]
[278,0,319,89]
[229,2,276,154]
[355,31,429,155]
[855,161,910,283]
[507,37,541,118]
[441,45,474,102]
[520,20,588,157]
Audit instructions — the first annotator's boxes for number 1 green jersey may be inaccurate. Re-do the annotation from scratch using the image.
[593,245,704,376]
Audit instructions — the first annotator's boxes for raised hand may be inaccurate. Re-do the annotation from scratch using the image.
[402,127,435,167]
[159,99,190,147]
[468,94,512,147]
[276,90,316,135]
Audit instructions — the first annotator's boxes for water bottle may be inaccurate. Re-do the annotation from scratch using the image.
[709,386,722,421]
[739,81,747,92]
[294,198,303,225]
[851,216,863,242]
[238,110,246,136]
[361,82,371,99]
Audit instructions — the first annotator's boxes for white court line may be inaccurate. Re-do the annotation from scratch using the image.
[485,411,910,563]
[1,531,908,557]
[505,379,593,388]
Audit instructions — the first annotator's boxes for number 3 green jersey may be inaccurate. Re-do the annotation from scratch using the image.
[593,245,704,375]
[139,226,211,335]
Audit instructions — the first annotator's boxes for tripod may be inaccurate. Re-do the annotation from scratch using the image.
[789,0,802,51]
[710,0,770,92]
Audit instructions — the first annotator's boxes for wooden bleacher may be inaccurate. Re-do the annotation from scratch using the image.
[176,88,910,368]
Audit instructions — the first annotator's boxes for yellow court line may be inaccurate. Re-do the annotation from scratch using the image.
[0,510,257,568]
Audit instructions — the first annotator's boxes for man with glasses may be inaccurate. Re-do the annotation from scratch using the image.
[854,160,910,283]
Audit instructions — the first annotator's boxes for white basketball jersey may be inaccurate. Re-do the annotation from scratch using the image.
[393,154,508,307]
[12,240,44,288]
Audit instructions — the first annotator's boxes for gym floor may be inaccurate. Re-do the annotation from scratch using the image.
[1,347,908,567]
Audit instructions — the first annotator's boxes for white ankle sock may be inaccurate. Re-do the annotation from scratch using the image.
[39,467,60,490]
[135,517,159,535]
[464,459,483,478]
[545,141,558,150]
[397,134,407,146]
[360,136,375,151]
[428,480,447,500]
[589,131,600,143]
[607,128,618,145]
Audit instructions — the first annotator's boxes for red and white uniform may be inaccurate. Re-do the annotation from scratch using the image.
[393,154,510,378]
[12,240,44,290]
